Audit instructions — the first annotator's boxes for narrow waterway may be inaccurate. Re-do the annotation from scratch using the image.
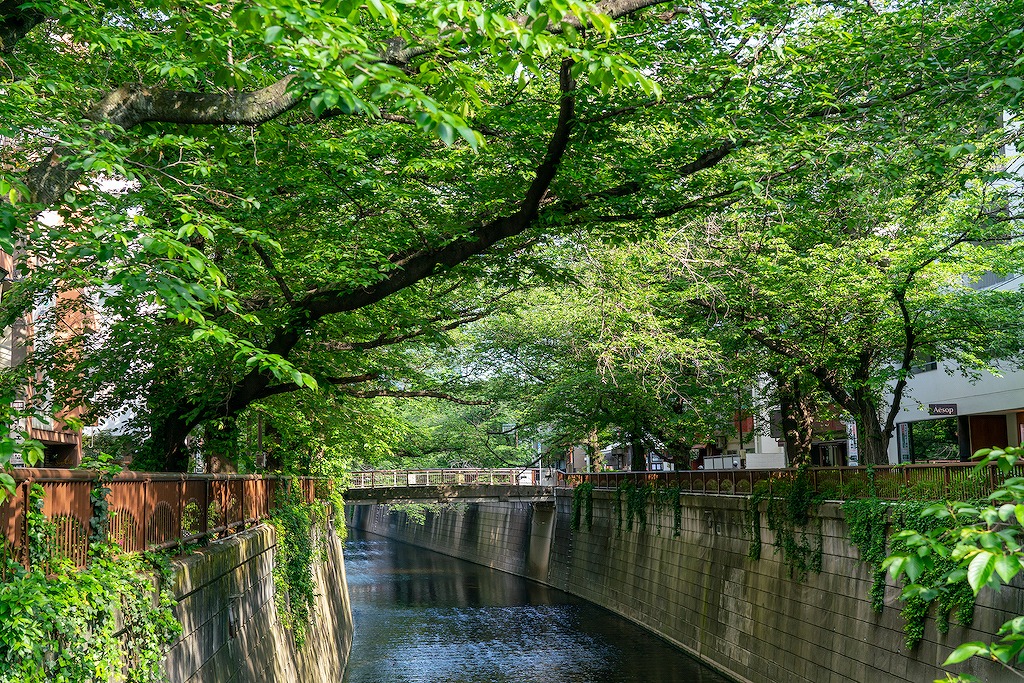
[341,529,732,683]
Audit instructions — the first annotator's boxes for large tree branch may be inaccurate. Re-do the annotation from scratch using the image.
[26,76,302,205]
[247,372,381,401]
[328,308,496,352]
[196,58,579,421]
[299,58,577,320]
[0,3,45,53]
[336,388,489,405]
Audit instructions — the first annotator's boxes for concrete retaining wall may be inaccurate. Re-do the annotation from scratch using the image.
[348,492,1021,683]
[163,522,352,683]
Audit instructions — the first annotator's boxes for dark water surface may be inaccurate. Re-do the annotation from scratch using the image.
[341,529,732,683]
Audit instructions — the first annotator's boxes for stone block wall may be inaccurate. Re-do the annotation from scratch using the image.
[163,522,352,683]
[349,492,1022,683]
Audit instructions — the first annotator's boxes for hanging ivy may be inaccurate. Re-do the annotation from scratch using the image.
[615,483,624,533]
[652,485,664,534]
[652,485,681,536]
[747,468,824,580]
[747,481,770,561]
[842,497,890,613]
[888,499,977,649]
[618,482,651,533]
[571,482,595,532]
[269,480,331,648]
[672,486,682,536]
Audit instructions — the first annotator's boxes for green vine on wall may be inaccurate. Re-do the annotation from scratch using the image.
[571,482,595,532]
[747,468,824,581]
[842,497,890,613]
[618,482,651,533]
[888,499,976,649]
[747,482,768,561]
[0,485,181,682]
[652,485,681,536]
[80,453,123,546]
[615,484,623,534]
[269,480,330,648]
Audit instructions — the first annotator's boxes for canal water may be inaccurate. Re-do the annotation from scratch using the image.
[341,529,731,683]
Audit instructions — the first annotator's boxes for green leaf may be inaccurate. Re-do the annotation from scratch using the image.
[967,552,996,594]
[264,25,284,43]
[943,642,989,665]
[437,122,456,146]
[994,554,1021,584]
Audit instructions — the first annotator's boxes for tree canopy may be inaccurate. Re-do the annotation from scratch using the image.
[1,0,1022,476]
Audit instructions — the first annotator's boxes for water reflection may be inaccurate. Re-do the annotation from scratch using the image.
[342,529,731,683]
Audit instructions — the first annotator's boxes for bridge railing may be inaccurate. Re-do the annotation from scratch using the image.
[557,461,1024,500]
[349,468,534,489]
[0,469,321,569]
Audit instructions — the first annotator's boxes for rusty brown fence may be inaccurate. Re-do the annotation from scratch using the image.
[0,469,320,569]
[557,462,1024,501]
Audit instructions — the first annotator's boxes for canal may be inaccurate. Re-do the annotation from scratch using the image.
[342,529,732,683]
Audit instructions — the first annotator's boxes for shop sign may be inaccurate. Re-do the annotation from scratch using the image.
[846,420,859,466]
[928,403,958,416]
[897,423,911,462]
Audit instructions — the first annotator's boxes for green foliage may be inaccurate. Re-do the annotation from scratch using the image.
[571,482,594,532]
[885,447,1024,673]
[79,452,124,545]
[385,501,466,525]
[747,469,823,581]
[268,481,330,648]
[842,497,890,613]
[614,484,623,534]
[651,484,681,536]
[886,499,977,650]
[8,0,1022,474]
[747,481,768,561]
[617,481,650,533]
[0,486,181,682]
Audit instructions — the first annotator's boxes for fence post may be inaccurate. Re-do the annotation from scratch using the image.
[204,478,211,542]
[178,477,185,545]
[142,477,150,549]
[20,479,29,568]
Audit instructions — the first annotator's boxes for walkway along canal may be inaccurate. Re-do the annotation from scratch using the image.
[342,529,731,683]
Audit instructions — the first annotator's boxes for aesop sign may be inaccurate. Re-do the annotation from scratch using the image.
[928,403,958,416]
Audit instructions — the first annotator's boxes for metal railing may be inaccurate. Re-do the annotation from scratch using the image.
[0,469,321,569]
[557,462,1024,500]
[348,468,537,488]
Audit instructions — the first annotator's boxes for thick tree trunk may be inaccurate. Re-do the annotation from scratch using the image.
[854,401,889,466]
[771,371,816,467]
[630,437,646,471]
[148,412,194,472]
[587,428,601,472]
[780,391,815,467]
[203,418,240,473]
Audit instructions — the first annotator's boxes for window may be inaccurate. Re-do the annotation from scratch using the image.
[911,354,937,374]
[969,271,1013,290]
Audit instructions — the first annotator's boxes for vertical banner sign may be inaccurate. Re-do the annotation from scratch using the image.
[898,423,911,463]
[846,420,859,466]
